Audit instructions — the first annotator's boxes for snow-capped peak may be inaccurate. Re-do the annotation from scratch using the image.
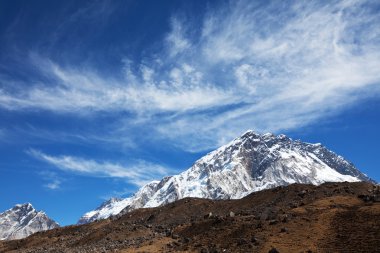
[13,203,34,212]
[78,130,373,224]
[0,203,59,240]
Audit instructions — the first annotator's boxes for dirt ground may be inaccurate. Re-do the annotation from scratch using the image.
[1,181,379,253]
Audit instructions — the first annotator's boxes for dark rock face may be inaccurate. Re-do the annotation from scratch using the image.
[0,203,59,240]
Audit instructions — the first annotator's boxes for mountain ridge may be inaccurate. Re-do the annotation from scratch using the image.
[78,130,373,224]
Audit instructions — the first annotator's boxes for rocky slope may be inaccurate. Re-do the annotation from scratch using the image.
[1,182,379,252]
[0,203,59,240]
[79,130,372,224]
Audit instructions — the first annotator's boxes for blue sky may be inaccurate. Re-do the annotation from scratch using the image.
[0,0,379,225]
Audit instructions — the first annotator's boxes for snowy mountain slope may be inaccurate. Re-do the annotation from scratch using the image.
[0,203,59,240]
[78,181,160,224]
[78,130,373,224]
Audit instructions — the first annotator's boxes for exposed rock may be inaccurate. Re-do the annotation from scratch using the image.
[269,247,280,253]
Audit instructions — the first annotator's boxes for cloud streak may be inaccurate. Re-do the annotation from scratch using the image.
[0,54,233,114]
[39,171,62,190]
[28,149,171,186]
[1,0,380,151]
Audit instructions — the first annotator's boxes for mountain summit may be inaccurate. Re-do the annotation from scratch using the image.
[78,130,372,224]
[0,203,59,240]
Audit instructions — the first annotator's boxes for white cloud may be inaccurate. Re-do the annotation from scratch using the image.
[0,54,233,114]
[28,149,171,186]
[1,0,380,152]
[38,171,62,190]
[46,180,61,190]
[153,0,380,150]
[165,18,191,57]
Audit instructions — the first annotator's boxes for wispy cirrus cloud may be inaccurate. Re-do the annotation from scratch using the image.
[39,171,62,190]
[1,0,380,152]
[165,17,191,57]
[0,53,233,114]
[28,149,171,186]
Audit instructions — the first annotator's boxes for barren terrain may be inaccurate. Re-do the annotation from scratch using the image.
[1,182,379,253]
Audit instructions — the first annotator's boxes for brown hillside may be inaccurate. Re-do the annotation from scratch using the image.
[1,182,379,253]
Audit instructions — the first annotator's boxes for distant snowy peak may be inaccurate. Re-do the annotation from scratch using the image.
[78,181,160,224]
[0,203,59,240]
[78,130,373,224]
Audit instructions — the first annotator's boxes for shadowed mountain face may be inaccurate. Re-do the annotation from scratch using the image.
[79,131,373,224]
[1,182,379,252]
[0,203,59,240]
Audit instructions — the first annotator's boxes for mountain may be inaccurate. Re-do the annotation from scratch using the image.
[78,130,372,224]
[0,203,59,240]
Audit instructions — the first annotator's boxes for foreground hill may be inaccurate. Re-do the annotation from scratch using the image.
[1,181,379,252]
[79,130,372,224]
